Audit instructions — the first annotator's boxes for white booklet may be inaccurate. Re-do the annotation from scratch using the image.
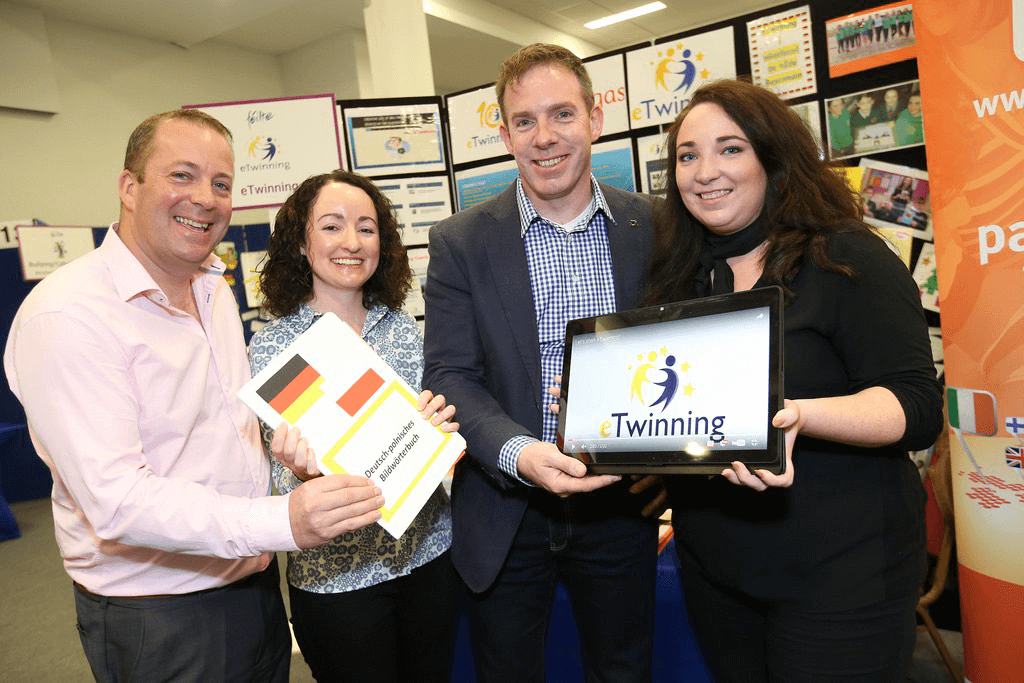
[238,313,465,538]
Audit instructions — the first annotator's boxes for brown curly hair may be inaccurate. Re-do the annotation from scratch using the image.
[258,170,412,318]
[644,78,873,306]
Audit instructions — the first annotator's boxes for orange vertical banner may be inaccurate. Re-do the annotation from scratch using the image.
[916,1,1024,681]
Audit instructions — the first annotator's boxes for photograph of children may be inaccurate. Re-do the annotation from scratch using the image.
[825,80,923,160]
[826,2,916,78]
[857,158,932,241]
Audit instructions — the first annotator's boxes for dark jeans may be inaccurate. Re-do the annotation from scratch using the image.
[676,546,918,683]
[467,491,658,683]
[73,559,289,683]
[288,551,460,683]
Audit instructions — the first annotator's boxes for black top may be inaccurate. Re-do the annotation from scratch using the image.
[670,230,942,610]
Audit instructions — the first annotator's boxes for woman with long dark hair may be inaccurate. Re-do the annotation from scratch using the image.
[647,80,941,682]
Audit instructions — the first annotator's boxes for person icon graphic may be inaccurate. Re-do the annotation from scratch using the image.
[649,355,679,412]
[261,137,277,160]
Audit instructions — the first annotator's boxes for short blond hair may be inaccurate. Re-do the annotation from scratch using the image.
[495,44,594,123]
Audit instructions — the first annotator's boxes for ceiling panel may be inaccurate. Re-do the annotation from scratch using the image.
[13,0,787,94]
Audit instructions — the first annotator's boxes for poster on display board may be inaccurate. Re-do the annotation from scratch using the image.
[342,102,446,177]
[825,2,916,78]
[16,226,95,281]
[447,85,505,166]
[585,53,630,136]
[856,159,932,240]
[747,5,817,100]
[626,26,737,129]
[788,101,823,155]
[825,79,923,160]
[591,138,637,193]
[452,139,635,212]
[916,2,1024,679]
[1,219,36,249]
[186,95,344,210]
[454,160,519,211]
[636,132,669,196]
[375,176,452,247]
[239,250,267,309]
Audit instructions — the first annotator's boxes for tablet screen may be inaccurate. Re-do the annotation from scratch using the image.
[557,287,784,474]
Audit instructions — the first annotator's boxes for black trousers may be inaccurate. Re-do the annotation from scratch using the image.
[466,491,659,683]
[73,558,289,683]
[676,545,918,683]
[288,551,460,683]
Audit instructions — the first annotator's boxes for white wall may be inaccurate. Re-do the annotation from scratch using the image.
[0,13,286,227]
[279,29,369,101]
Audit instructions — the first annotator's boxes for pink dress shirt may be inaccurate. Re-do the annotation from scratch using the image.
[4,225,297,596]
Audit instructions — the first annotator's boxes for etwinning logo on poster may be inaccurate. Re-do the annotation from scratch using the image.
[597,346,726,443]
[626,26,738,128]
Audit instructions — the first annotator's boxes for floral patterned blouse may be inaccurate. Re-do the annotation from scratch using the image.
[249,302,452,593]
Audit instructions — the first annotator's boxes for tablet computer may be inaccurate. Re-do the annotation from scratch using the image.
[556,286,785,475]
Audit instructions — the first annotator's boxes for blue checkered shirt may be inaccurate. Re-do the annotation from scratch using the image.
[497,176,618,483]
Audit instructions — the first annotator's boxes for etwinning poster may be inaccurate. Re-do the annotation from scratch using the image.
[186,95,343,210]
[625,26,737,129]
[585,54,630,135]
[917,2,1024,680]
[447,85,506,166]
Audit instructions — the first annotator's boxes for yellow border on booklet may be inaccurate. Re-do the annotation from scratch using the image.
[320,380,452,521]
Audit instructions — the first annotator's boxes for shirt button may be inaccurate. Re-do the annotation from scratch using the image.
[572,275,580,284]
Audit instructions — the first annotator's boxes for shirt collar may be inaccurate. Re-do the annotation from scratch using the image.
[100,222,225,305]
[300,301,388,336]
[516,175,614,238]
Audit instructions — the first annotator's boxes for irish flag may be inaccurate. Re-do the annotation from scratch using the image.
[256,354,324,424]
[947,387,997,436]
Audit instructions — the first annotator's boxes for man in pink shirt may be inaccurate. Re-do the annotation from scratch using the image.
[4,109,385,681]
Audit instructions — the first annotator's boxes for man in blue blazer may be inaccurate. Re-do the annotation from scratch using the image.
[424,44,658,682]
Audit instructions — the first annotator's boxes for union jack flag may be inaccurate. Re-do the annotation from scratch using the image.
[1006,446,1024,469]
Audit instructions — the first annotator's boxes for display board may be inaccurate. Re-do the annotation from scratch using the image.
[185,94,344,210]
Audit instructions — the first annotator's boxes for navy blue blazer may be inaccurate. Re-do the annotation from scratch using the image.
[422,183,654,592]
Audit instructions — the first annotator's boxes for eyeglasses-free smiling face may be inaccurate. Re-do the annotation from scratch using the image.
[674,102,768,236]
[304,182,380,302]
[117,119,234,283]
[499,63,603,223]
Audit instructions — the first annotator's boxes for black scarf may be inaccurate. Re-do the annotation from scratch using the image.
[693,217,769,297]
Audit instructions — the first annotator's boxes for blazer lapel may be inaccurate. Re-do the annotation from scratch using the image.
[482,188,542,391]
[605,190,647,310]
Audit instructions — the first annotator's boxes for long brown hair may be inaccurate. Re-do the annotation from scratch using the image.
[644,79,872,306]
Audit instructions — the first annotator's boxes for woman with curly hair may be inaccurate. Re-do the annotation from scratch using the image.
[646,80,942,682]
[249,170,459,683]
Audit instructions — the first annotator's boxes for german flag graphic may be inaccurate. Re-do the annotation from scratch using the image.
[256,354,325,424]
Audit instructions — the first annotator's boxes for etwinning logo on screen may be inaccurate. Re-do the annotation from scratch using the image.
[598,347,726,442]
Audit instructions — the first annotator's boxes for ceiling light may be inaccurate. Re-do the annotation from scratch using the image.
[584,2,667,30]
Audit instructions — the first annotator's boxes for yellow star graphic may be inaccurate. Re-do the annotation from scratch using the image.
[637,353,644,361]
[660,346,668,356]
[700,68,710,79]
[696,52,704,61]
[679,362,690,372]
[683,384,696,397]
